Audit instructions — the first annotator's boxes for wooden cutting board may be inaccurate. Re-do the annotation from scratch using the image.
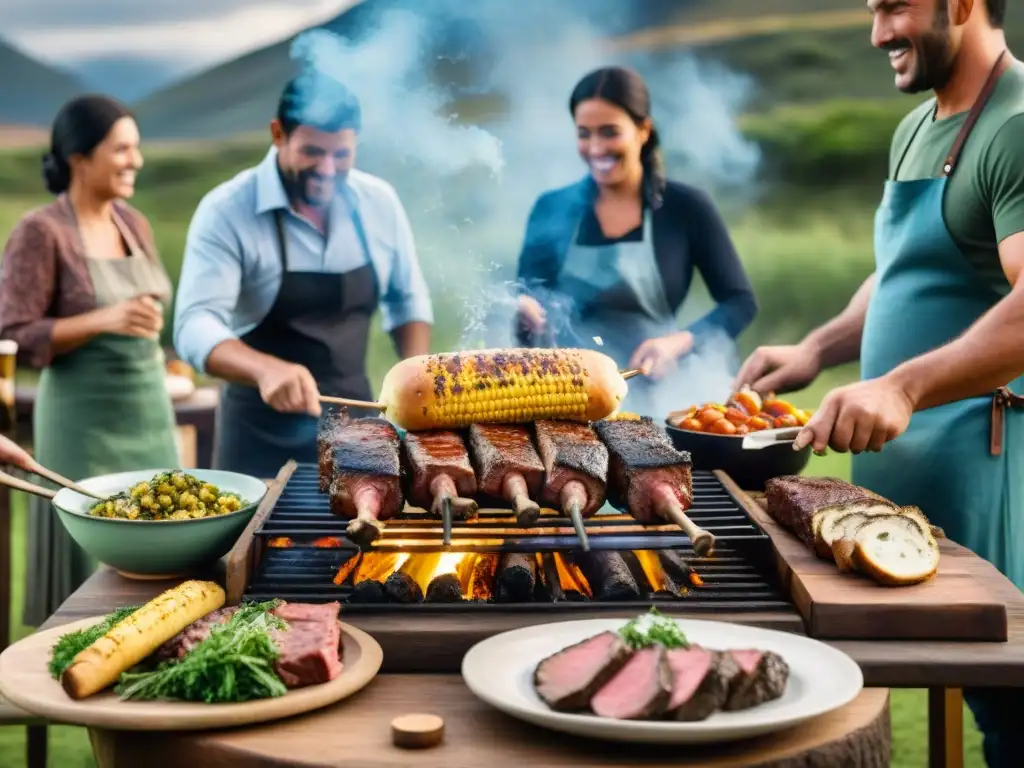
[716,472,1010,642]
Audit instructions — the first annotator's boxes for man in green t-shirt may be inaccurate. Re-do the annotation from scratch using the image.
[736,1,1023,764]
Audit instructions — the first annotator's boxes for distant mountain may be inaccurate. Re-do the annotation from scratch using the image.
[73,55,182,104]
[0,40,86,126]
[130,0,690,139]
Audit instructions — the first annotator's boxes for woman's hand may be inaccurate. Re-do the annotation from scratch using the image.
[0,435,34,473]
[629,331,695,380]
[516,295,547,336]
[99,295,164,340]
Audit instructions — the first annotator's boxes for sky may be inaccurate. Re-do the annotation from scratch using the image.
[4,0,361,99]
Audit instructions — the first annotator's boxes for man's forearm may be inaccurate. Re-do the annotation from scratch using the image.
[390,321,431,358]
[887,283,1024,411]
[803,274,875,369]
[205,339,280,386]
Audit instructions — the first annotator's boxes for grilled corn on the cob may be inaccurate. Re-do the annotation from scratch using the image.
[377,348,628,430]
[61,580,226,699]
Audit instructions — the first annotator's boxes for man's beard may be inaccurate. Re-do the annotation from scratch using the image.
[892,9,957,93]
[280,167,342,208]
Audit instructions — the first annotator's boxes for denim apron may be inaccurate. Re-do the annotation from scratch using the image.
[852,52,1024,766]
[553,210,679,417]
[216,208,379,479]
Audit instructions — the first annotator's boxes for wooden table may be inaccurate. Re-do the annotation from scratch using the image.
[30,559,1024,768]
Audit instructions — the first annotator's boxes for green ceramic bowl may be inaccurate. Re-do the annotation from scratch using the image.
[51,469,267,580]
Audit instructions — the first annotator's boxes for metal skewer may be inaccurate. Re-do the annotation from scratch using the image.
[440,495,453,548]
[566,499,591,552]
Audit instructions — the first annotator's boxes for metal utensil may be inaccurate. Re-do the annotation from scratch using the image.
[741,427,803,451]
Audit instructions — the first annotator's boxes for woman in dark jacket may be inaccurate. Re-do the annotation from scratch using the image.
[515,66,757,415]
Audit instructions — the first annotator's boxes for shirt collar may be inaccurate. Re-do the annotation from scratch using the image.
[254,146,362,216]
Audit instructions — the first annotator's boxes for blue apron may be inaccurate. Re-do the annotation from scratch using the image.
[854,52,1024,590]
[553,210,681,417]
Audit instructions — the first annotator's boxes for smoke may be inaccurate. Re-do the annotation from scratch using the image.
[290,0,761,414]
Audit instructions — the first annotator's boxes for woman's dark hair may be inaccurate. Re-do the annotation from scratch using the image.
[569,66,666,207]
[42,94,132,195]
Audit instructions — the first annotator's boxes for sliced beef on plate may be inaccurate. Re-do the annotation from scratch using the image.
[590,645,673,720]
[666,646,740,721]
[154,606,239,661]
[271,600,344,688]
[533,630,632,711]
[724,649,789,711]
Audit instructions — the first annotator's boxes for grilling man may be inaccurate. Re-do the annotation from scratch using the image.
[173,69,433,478]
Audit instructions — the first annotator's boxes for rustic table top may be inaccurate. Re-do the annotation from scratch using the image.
[37,560,1024,688]
[86,681,891,768]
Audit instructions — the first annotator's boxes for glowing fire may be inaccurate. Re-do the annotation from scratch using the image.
[633,550,669,593]
[268,536,344,549]
[551,553,592,597]
[326,548,703,602]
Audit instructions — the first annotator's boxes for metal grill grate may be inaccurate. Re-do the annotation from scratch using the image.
[242,463,790,612]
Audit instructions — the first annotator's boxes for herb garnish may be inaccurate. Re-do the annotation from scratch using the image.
[115,601,288,703]
[48,606,139,680]
[619,607,689,650]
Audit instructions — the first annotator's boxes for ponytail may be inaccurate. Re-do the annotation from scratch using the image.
[639,125,666,209]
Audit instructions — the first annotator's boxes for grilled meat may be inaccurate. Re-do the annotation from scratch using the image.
[723,649,789,711]
[403,429,478,520]
[495,553,538,602]
[468,423,544,526]
[764,475,891,551]
[591,645,673,720]
[317,407,349,492]
[666,647,739,721]
[534,420,608,516]
[533,630,632,711]
[327,417,404,545]
[594,417,697,545]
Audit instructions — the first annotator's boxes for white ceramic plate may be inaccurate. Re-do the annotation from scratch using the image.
[461,617,863,745]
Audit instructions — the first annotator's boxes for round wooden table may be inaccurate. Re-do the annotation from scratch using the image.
[87,679,891,768]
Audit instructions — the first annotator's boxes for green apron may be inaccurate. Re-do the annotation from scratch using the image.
[23,224,178,627]
[854,53,1024,590]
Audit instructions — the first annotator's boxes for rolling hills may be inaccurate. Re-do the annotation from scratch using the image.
[0,40,85,126]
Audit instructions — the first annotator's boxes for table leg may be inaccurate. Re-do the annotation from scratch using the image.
[928,687,964,768]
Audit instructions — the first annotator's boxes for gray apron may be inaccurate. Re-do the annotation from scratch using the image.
[25,218,178,626]
[553,211,679,417]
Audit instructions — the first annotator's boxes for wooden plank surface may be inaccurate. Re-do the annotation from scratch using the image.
[86,680,891,768]
[718,472,1012,642]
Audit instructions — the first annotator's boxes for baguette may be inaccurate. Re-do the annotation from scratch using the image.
[377,348,628,431]
[61,580,226,699]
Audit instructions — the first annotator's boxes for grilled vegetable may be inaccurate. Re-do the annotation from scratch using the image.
[88,471,245,521]
[376,348,628,430]
[60,580,226,699]
[48,606,138,680]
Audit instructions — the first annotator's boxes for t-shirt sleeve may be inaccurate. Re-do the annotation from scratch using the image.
[984,113,1024,243]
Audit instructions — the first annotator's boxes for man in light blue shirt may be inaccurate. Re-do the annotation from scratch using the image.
[173,69,433,476]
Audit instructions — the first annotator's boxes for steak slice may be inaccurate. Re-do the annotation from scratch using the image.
[590,645,672,720]
[533,630,632,711]
[724,649,789,711]
[270,600,344,688]
[154,606,239,661]
[666,646,740,721]
[764,475,892,550]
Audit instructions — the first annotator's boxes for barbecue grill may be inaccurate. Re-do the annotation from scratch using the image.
[230,463,790,615]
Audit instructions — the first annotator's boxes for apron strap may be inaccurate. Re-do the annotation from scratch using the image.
[273,210,289,270]
[991,386,1024,456]
[943,49,1008,176]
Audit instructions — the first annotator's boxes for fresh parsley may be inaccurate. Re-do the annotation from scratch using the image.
[619,607,689,650]
[115,601,289,703]
[48,606,139,680]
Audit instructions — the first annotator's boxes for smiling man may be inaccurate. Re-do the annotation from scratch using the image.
[173,69,432,477]
[735,2,1023,762]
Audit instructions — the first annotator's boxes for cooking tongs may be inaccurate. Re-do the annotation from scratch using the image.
[0,459,104,501]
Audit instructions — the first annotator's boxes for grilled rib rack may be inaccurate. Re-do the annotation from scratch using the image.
[243,463,790,612]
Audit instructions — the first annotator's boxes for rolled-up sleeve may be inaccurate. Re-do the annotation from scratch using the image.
[0,216,58,368]
[378,189,433,332]
[172,196,244,373]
